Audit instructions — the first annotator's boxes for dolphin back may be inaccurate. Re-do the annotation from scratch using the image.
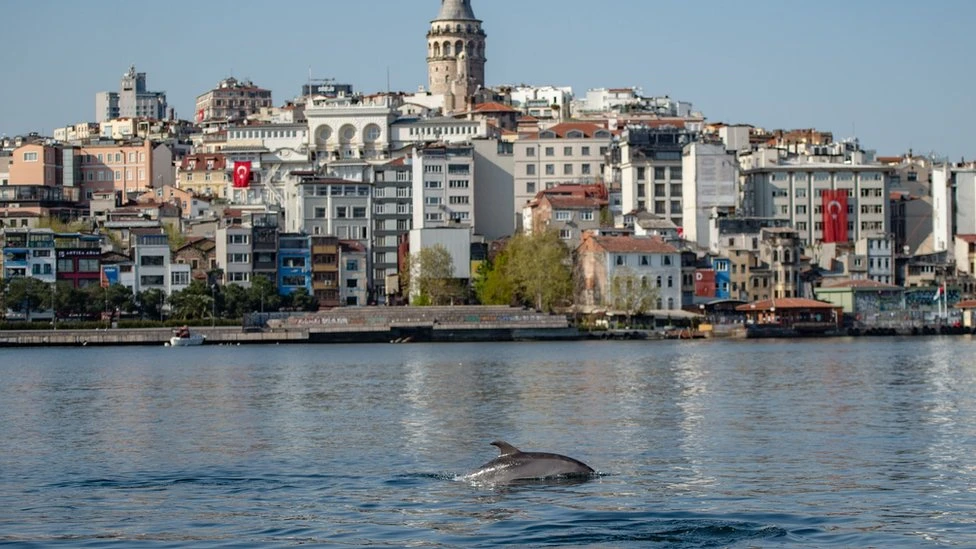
[464,442,595,484]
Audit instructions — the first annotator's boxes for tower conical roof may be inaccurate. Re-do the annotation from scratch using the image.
[435,0,478,21]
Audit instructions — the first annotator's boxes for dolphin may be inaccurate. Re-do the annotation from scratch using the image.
[463,440,595,484]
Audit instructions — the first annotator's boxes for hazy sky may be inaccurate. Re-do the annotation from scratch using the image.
[2,0,973,159]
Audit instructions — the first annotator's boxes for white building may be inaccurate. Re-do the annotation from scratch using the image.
[681,142,739,249]
[932,164,976,255]
[221,123,312,210]
[95,66,167,123]
[215,223,252,286]
[132,233,189,295]
[407,226,472,302]
[509,85,574,120]
[742,163,893,246]
[412,144,475,230]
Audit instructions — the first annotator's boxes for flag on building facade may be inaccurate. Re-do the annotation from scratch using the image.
[821,189,849,243]
[233,161,251,188]
[196,109,205,123]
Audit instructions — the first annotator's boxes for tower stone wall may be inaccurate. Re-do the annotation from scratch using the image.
[427,0,486,113]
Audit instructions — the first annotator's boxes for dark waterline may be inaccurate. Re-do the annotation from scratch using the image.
[1,338,975,547]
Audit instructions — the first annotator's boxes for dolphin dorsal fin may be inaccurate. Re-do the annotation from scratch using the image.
[491,440,521,455]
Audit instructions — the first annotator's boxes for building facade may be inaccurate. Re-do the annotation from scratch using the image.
[95,66,167,123]
[195,77,272,124]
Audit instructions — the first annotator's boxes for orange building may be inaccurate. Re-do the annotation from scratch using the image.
[76,141,154,199]
[8,144,62,186]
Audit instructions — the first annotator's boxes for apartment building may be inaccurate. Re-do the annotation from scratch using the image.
[742,163,893,246]
[176,153,229,198]
[339,240,368,306]
[372,159,413,298]
[575,233,682,311]
[616,124,699,230]
[412,143,475,230]
[195,77,272,125]
[513,122,612,225]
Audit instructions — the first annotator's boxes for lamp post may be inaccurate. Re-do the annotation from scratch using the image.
[210,283,216,327]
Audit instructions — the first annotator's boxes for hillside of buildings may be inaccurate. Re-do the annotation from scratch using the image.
[3,1,975,329]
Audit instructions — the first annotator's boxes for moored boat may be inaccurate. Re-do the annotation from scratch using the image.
[168,326,205,346]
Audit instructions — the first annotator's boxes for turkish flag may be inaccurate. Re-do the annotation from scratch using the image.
[822,189,848,243]
[233,161,251,188]
[196,109,204,122]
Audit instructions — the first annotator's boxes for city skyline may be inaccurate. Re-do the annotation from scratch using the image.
[1,0,973,160]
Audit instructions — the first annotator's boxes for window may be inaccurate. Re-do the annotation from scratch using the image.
[545,147,555,156]
[336,206,347,218]
[615,255,625,266]
[448,180,469,188]
[57,259,74,273]
[640,255,650,266]
[559,229,571,240]
[140,275,165,286]
[171,271,190,286]
[526,146,536,157]
[426,196,442,206]
[448,195,469,205]
[581,146,591,156]
[580,211,594,221]
[563,164,573,175]
[555,210,571,221]
[581,164,591,175]
[346,278,358,288]
[229,253,250,263]
[228,234,249,244]
[346,260,359,271]
[526,165,536,176]
[526,182,535,194]
[670,167,682,180]
[563,146,573,156]
[140,255,165,266]
[637,167,646,181]
[425,180,442,189]
[654,167,666,180]
[23,152,38,162]
[353,206,366,218]
[78,259,99,273]
[545,164,555,175]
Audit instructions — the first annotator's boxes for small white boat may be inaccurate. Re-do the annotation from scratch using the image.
[168,326,205,347]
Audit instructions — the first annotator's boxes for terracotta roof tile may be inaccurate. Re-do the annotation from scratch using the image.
[472,102,518,113]
[590,235,677,254]
[735,298,837,311]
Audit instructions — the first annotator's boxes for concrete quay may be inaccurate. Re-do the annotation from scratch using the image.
[0,326,306,347]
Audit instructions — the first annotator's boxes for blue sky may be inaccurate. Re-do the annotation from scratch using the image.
[1,0,973,160]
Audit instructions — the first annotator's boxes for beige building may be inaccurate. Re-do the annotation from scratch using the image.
[513,122,613,226]
[195,77,272,125]
[176,153,229,198]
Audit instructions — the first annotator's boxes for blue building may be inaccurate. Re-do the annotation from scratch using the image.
[712,257,731,299]
[277,233,312,296]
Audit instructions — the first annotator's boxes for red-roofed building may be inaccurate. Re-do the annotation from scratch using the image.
[176,153,229,198]
[576,233,682,312]
[514,122,613,227]
[735,297,841,332]
[465,101,519,132]
[525,185,608,249]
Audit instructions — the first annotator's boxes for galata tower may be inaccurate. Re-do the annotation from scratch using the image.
[427,0,486,113]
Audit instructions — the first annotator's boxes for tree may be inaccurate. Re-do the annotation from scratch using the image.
[137,288,166,321]
[248,275,280,313]
[401,244,464,305]
[169,280,213,320]
[5,277,51,321]
[609,266,658,327]
[287,287,319,312]
[220,283,249,318]
[506,230,574,312]
[473,252,515,305]
[105,283,136,314]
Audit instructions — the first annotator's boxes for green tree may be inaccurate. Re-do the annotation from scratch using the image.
[506,230,574,312]
[401,244,464,305]
[163,222,187,252]
[169,280,213,320]
[137,288,166,320]
[105,283,136,313]
[220,283,249,318]
[609,266,659,327]
[473,252,515,305]
[248,275,280,313]
[287,287,319,312]
[5,277,51,321]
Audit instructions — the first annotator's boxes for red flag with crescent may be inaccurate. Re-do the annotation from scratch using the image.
[822,189,848,243]
[233,161,251,188]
